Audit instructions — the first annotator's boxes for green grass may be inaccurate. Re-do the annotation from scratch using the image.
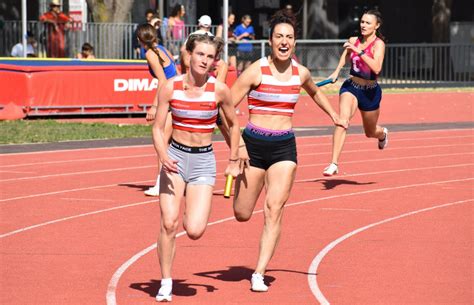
[1,87,471,145]
[0,120,153,144]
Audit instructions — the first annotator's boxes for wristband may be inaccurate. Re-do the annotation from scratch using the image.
[358,50,365,57]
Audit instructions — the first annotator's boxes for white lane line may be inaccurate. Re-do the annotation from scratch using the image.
[0,143,152,156]
[298,163,474,181]
[0,170,35,174]
[0,165,154,183]
[0,199,157,239]
[0,140,230,157]
[0,154,156,168]
[105,177,473,305]
[320,208,371,212]
[298,152,474,169]
[0,148,228,169]
[0,179,154,203]
[307,198,473,305]
[60,198,116,202]
[1,155,472,203]
[2,132,472,167]
[2,143,472,183]
[296,134,473,148]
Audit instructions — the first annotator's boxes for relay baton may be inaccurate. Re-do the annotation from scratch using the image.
[223,175,234,198]
[316,78,335,87]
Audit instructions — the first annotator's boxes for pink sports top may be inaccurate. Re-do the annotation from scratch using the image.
[172,19,185,40]
[247,57,301,117]
[170,75,218,133]
[350,37,379,80]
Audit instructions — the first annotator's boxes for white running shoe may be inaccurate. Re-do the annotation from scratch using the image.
[323,163,338,176]
[378,127,388,150]
[156,279,172,302]
[144,185,160,197]
[251,273,268,292]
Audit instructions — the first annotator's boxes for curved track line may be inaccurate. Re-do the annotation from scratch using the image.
[0,199,156,238]
[106,177,473,305]
[1,161,472,237]
[307,199,473,305]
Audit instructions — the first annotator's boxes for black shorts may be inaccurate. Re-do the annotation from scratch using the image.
[228,43,237,56]
[242,128,297,170]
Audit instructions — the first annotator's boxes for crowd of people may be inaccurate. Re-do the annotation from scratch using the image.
[135,4,388,302]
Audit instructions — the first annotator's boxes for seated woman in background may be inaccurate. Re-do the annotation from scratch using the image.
[76,43,95,59]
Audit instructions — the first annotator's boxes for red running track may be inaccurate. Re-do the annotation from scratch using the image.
[1,127,472,305]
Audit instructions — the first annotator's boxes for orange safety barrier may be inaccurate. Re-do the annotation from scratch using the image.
[0,59,238,117]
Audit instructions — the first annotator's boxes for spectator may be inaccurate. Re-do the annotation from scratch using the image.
[166,4,186,54]
[151,17,165,46]
[145,8,155,23]
[76,42,95,59]
[11,31,37,57]
[39,0,72,58]
[135,16,166,59]
[233,14,255,73]
[134,9,165,59]
[216,12,237,67]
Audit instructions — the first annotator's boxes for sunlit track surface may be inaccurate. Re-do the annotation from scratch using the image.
[1,127,472,305]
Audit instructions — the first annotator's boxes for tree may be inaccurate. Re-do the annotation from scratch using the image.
[86,0,134,23]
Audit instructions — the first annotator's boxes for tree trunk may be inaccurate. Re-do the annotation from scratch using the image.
[86,0,134,23]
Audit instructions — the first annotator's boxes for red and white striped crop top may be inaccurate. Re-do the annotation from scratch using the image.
[247,57,301,117]
[169,75,218,133]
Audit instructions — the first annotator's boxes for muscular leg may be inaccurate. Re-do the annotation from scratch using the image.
[330,92,358,164]
[182,184,214,240]
[157,171,186,279]
[233,165,266,221]
[255,161,296,274]
[360,109,385,140]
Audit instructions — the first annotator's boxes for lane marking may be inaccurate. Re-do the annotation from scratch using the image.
[308,199,473,305]
[299,152,474,168]
[2,134,472,169]
[60,197,116,202]
[1,156,472,203]
[0,170,35,174]
[1,144,472,183]
[298,163,474,180]
[105,177,473,305]
[0,179,154,203]
[320,208,371,212]
[0,199,157,239]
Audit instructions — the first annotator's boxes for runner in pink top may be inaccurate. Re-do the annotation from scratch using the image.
[323,9,388,177]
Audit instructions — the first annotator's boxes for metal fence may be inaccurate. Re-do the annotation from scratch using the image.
[1,21,473,87]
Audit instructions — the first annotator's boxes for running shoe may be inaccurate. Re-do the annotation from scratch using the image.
[144,185,160,197]
[156,280,172,302]
[378,127,389,150]
[251,273,268,292]
[323,163,338,176]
